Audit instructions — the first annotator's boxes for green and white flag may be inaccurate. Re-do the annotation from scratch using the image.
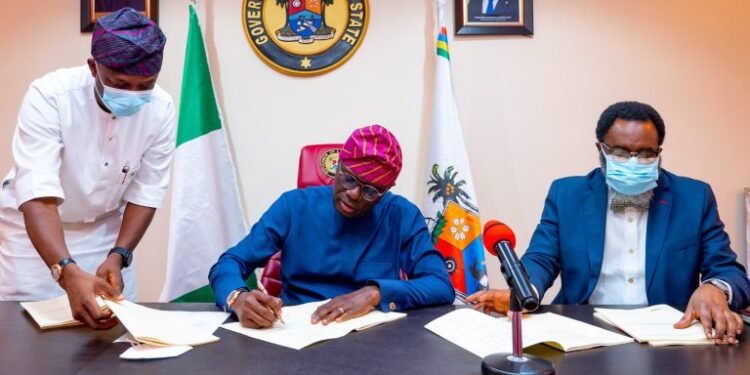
[160,4,249,302]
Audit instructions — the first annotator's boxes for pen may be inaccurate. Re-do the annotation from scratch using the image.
[257,283,285,325]
[121,164,130,184]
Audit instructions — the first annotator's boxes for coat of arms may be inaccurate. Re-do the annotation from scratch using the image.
[243,0,369,76]
[277,0,336,43]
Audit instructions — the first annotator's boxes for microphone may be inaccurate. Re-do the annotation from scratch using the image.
[483,220,539,312]
[480,221,553,375]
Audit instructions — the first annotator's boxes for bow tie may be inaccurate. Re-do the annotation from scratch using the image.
[610,200,650,214]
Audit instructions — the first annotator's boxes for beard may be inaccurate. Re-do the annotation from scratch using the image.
[600,153,655,212]
[609,188,654,212]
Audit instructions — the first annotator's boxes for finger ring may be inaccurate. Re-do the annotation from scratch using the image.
[338,307,345,315]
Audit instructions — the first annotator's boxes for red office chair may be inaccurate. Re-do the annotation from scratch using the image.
[259,144,342,297]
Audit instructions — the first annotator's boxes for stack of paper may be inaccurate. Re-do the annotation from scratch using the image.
[594,305,712,346]
[221,299,407,350]
[21,294,108,329]
[425,308,633,358]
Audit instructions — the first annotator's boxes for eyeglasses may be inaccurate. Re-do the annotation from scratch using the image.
[599,143,660,164]
[338,169,387,201]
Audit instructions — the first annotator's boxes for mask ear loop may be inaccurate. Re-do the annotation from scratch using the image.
[93,62,107,104]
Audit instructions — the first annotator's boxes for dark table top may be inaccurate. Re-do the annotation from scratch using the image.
[1,302,747,375]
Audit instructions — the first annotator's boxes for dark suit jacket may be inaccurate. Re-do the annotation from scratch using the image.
[522,168,750,311]
[467,0,519,22]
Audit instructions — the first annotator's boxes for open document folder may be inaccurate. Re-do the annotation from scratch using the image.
[594,305,713,346]
[425,308,633,358]
[102,299,220,347]
[221,299,406,350]
[21,294,108,329]
[113,310,230,360]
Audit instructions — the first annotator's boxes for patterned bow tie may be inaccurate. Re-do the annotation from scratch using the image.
[610,200,650,214]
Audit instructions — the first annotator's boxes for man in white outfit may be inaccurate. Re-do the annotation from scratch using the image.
[0,7,176,329]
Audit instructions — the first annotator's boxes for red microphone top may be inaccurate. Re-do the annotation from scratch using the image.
[483,220,516,255]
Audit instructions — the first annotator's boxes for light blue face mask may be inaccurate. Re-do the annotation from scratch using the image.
[604,155,660,196]
[96,69,152,117]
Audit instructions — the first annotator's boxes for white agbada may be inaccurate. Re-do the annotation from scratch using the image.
[0,65,176,301]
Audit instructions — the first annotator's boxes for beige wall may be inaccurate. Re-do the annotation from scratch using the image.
[1,1,748,302]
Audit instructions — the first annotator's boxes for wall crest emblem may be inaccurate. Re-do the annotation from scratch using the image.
[243,0,369,76]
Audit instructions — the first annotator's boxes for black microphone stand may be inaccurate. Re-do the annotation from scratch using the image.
[481,288,555,375]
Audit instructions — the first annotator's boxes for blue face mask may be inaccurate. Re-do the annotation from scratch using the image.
[96,70,152,117]
[604,155,660,196]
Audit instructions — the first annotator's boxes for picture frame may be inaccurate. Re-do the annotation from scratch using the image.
[80,0,159,32]
[454,0,533,36]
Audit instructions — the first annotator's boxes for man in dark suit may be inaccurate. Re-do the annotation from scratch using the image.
[468,101,750,345]
[467,0,519,23]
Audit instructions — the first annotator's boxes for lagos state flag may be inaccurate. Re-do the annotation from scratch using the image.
[421,0,488,301]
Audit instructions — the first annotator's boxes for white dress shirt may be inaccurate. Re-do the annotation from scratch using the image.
[589,196,649,305]
[588,193,733,305]
[0,65,176,301]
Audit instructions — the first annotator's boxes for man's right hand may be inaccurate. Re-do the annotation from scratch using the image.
[59,264,122,330]
[232,289,283,328]
[466,289,511,314]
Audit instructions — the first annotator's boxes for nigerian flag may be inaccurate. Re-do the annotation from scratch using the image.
[421,0,488,302]
[159,4,251,302]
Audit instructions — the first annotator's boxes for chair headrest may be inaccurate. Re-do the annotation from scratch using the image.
[297,143,343,189]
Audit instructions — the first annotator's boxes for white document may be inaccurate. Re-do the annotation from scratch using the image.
[425,308,633,358]
[119,344,193,360]
[103,299,220,347]
[594,305,712,346]
[20,295,108,329]
[221,300,406,350]
[114,310,229,344]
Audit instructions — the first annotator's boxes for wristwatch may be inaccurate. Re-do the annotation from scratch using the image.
[225,287,250,312]
[708,279,730,300]
[50,257,77,282]
[108,247,133,268]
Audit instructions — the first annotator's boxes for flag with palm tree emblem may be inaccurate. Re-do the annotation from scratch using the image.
[421,0,488,302]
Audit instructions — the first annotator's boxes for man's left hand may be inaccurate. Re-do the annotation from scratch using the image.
[95,253,125,294]
[673,283,743,344]
[311,286,381,325]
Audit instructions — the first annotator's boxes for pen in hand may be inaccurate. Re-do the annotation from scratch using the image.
[257,282,285,325]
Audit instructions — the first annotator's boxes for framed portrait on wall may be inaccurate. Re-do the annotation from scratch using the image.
[455,0,533,36]
[81,0,159,32]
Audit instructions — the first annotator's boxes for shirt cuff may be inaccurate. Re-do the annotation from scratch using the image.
[13,172,64,208]
[366,279,402,312]
[703,278,733,304]
[123,181,166,208]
